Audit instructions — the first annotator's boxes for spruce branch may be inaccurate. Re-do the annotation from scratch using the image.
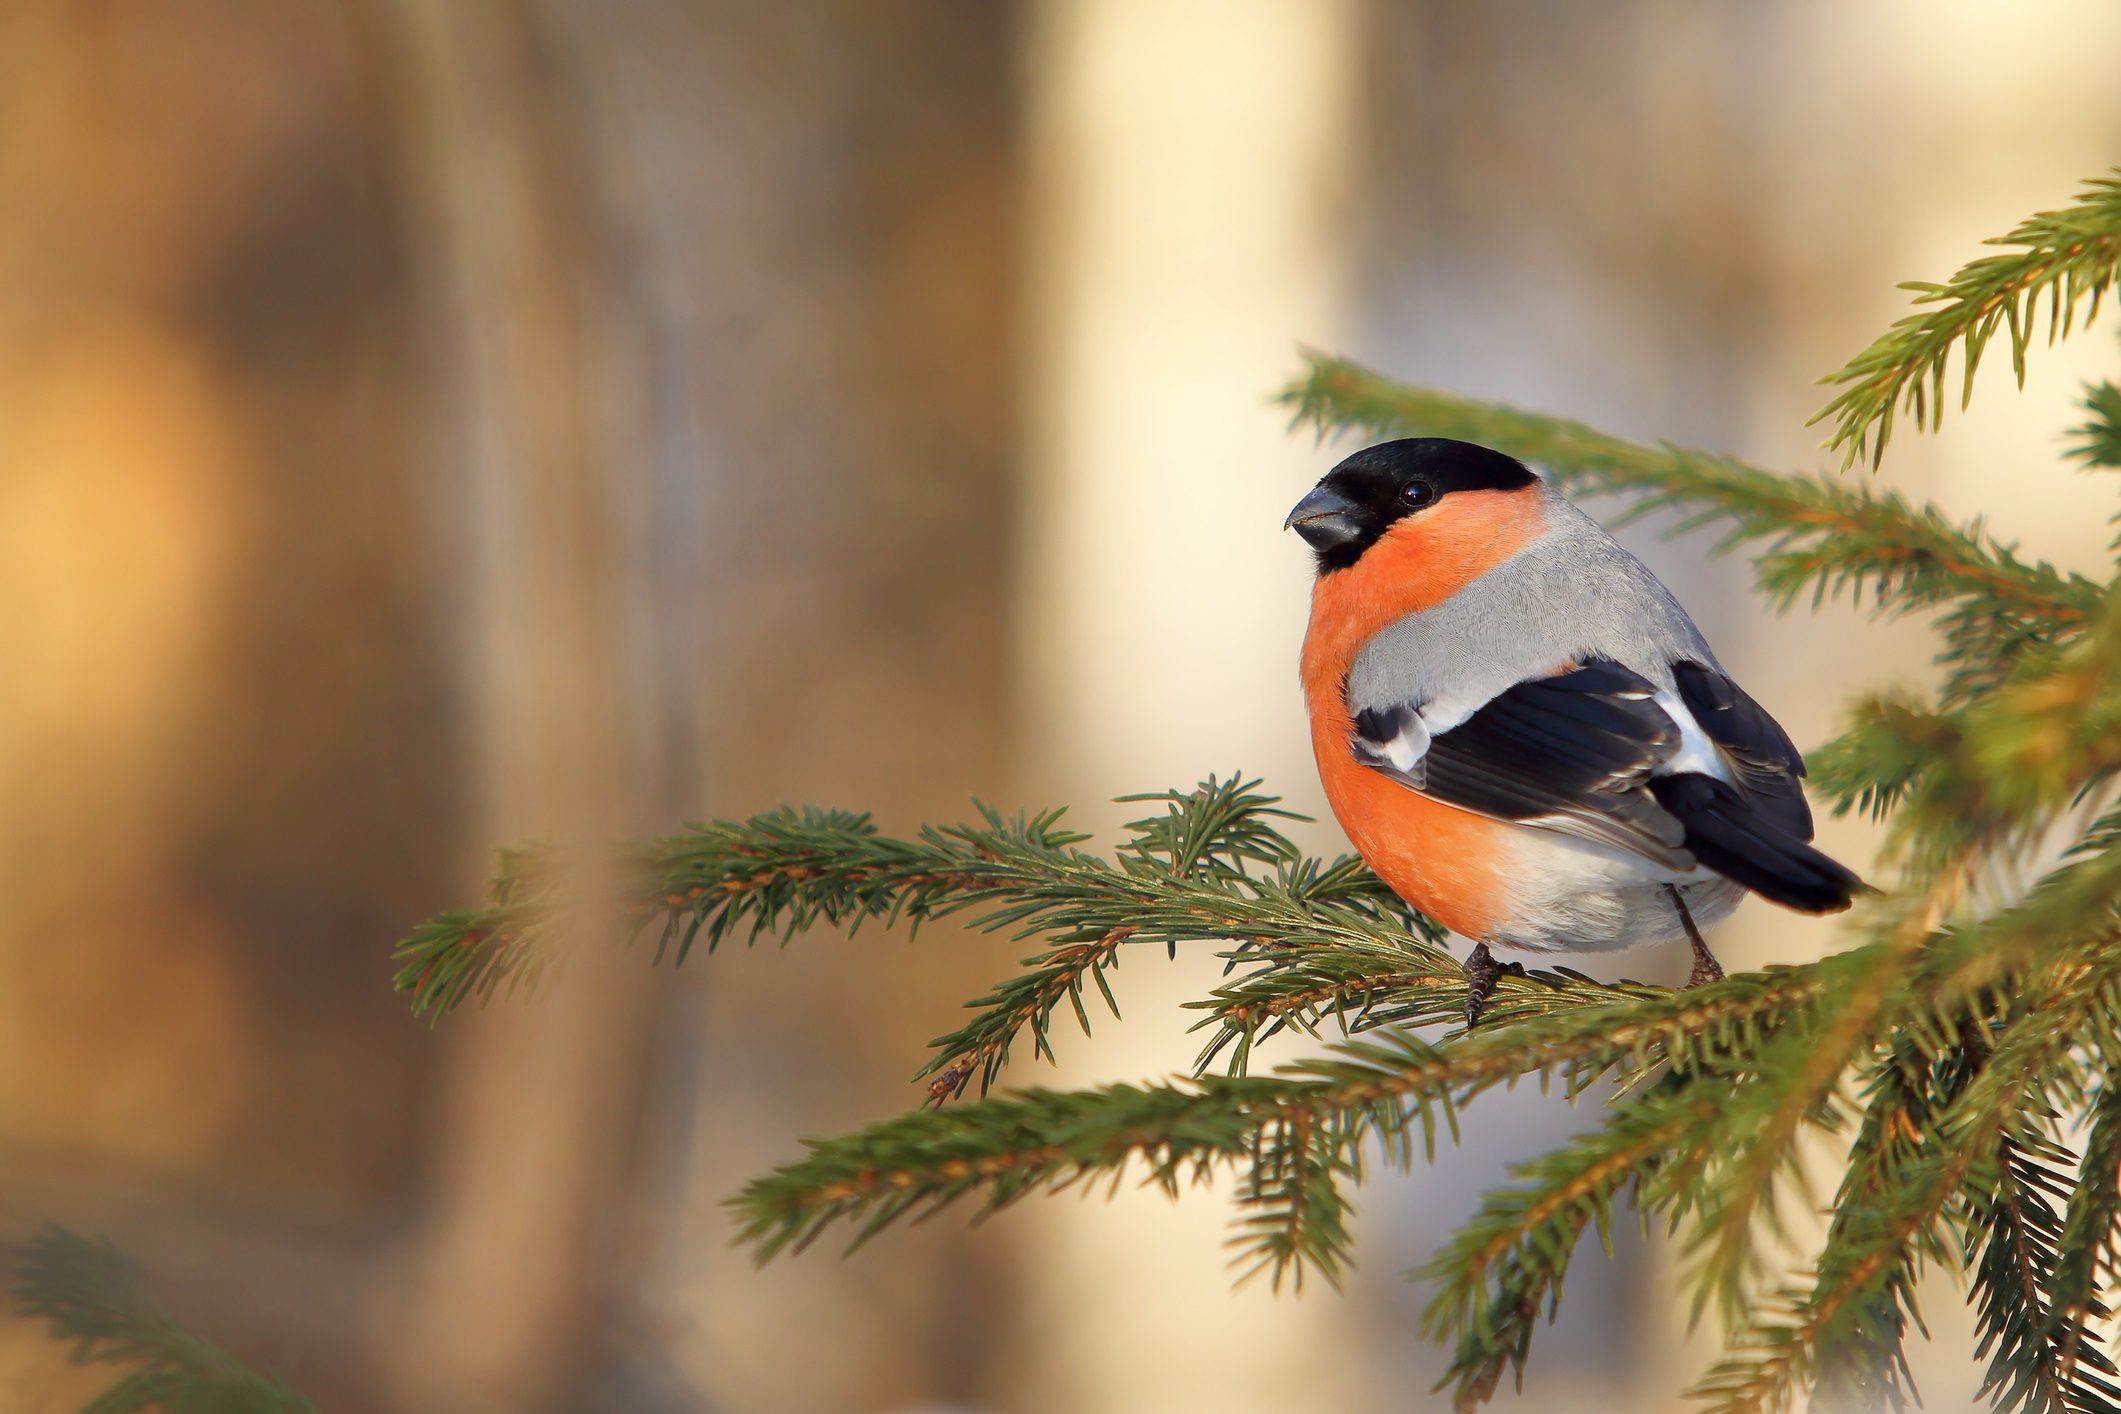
[727,1052,1442,1288]
[1965,1131,2121,1414]
[1619,813,2107,1368]
[1956,966,2121,1413]
[8,1225,315,1414]
[917,799,1457,1098]
[1805,1038,1974,1413]
[1931,1011,2097,1414]
[1677,808,2115,1347]
[1675,880,1972,1329]
[1700,960,2121,1414]
[2071,381,2121,473]
[395,777,1478,1095]
[732,969,1833,1285]
[1420,1075,1712,1411]
[1696,1026,1993,1414]
[1807,693,1948,822]
[1185,944,1670,1076]
[1813,172,2121,468]
[1832,584,2121,883]
[2049,1071,2121,1390]
[1185,949,1469,1074]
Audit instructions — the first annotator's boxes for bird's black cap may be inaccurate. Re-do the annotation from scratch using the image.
[1285,438,1537,572]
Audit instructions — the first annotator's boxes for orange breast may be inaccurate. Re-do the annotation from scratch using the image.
[1310,725,1514,937]
[1299,486,1547,939]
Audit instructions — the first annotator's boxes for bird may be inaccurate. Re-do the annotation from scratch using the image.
[1285,437,1863,1026]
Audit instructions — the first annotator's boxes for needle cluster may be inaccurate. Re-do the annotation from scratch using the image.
[8,1226,314,1414]
[1814,171,2121,469]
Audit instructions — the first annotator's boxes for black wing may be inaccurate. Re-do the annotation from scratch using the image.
[1393,659,1694,868]
[1352,658,1863,913]
[1645,774,1859,912]
[1670,659,1814,841]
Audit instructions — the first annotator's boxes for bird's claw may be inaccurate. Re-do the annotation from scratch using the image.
[1463,941,1526,1027]
[1685,946,1725,989]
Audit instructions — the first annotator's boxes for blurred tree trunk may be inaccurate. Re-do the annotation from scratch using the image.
[0,2,1017,1408]
[358,2,678,1409]
[580,5,1025,1409]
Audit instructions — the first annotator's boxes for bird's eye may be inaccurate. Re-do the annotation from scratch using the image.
[1399,478,1436,508]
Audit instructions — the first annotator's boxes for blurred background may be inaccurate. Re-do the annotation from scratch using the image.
[0,2,2118,1410]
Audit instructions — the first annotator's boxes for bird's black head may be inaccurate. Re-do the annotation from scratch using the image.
[1284,438,1538,572]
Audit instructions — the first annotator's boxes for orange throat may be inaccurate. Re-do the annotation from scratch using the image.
[1298,487,1547,940]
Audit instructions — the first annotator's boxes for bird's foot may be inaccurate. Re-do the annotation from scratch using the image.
[1463,941,1526,1027]
[1667,884,1725,989]
[1686,942,1725,989]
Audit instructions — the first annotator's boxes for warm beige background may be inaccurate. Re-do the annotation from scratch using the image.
[0,2,2115,1411]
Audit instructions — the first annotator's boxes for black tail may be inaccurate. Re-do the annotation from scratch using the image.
[1647,773,1864,913]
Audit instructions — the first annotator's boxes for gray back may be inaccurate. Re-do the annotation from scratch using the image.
[1344,484,1718,731]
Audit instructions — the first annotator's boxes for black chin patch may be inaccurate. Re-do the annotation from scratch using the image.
[1300,438,1537,573]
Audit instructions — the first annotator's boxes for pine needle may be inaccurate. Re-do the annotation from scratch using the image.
[9,1226,315,1414]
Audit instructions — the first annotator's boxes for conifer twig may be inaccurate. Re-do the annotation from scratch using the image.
[2048,1071,2121,1386]
[8,1226,315,1414]
[1420,1076,1710,1410]
[400,778,1505,1094]
[1184,950,1659,1076]
[1812,171,2121,468]
[2070,381,2121,473]
[730,968,1831,1283]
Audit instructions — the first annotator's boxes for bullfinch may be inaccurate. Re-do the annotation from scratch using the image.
[1286,437,1862,1024]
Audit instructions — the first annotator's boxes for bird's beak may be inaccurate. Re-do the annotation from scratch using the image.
[1284,484,1361,553]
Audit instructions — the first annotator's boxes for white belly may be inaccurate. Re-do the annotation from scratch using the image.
[1486,823,1743,952]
